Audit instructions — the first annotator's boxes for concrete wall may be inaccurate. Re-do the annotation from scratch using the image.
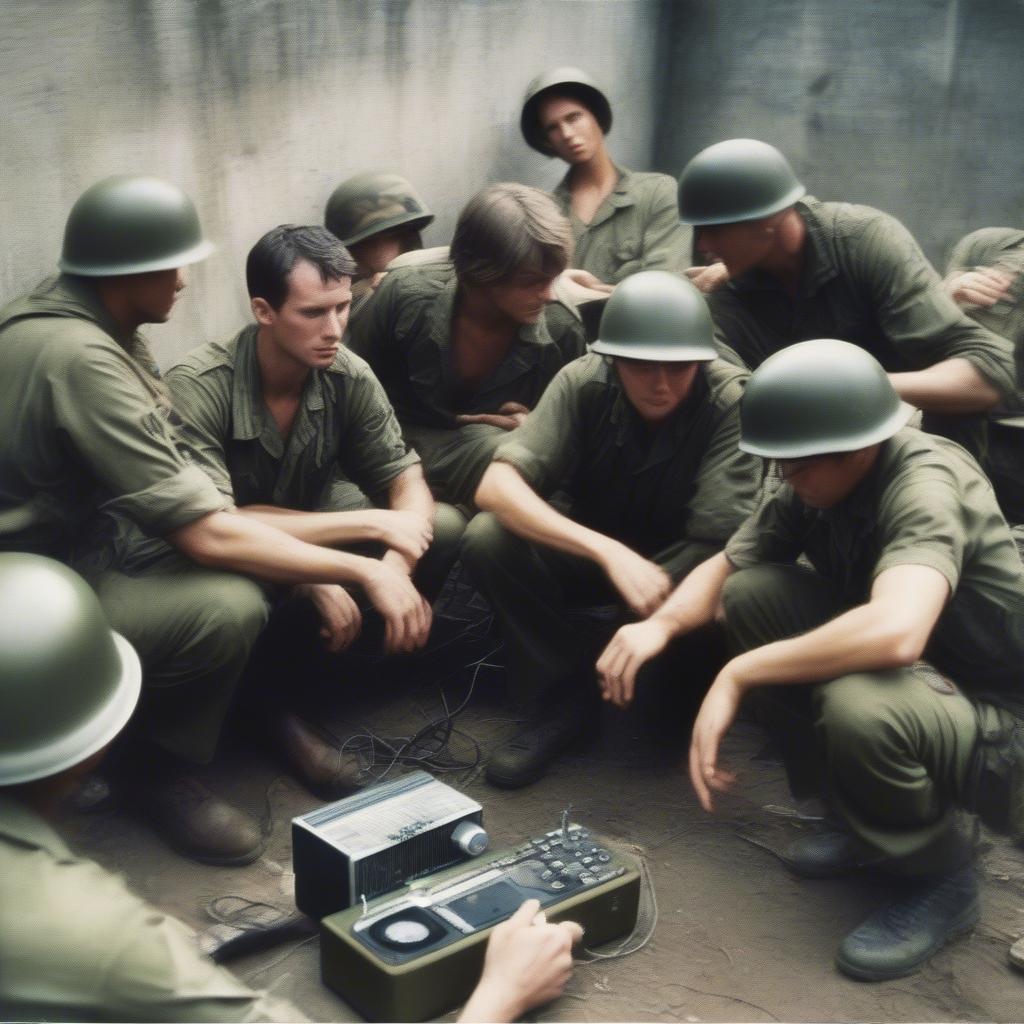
[654,0,1024,268]
[1,0,662,366]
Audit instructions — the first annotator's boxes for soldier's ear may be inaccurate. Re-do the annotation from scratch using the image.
[251,297,274,325]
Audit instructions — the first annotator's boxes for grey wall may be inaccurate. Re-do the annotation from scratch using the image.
[654,0,1024,267]
[1,0,661,366]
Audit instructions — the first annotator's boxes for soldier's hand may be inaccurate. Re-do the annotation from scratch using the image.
[303,583,363,653]
[561,267,614,294]
[945,266,1015,307]
[362,562,432,654]
[688,669,742,812]
[600,543,671,617]
[374,509,433,563]
[596,619,675,708]
[456,402,530,431]
[685,261,730,294]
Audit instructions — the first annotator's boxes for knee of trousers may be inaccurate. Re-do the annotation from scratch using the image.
[460,511,524,576]
[721,564,801,625]
[813,671,906,768]
[183,576,270,673]
[432,502,469,554]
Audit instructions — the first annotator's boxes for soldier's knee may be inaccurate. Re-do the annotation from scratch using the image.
[721,564,789,622]
[816,672,894,753]
[192,577,270,667]
[460,511,513,570]
[432,502,468,553]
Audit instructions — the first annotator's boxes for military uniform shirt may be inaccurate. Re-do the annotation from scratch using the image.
[552,165,692,284]
[0,276,227,560]
[493,353,761,558]
[725,427,1024,707]
[946,227,1024,418]
[707,198,1017,398]
[0,796,302,1022]
[348,261,586,428]
[165,324,418,510]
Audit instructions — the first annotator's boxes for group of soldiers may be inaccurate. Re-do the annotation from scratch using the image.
[2,65,1024,1019]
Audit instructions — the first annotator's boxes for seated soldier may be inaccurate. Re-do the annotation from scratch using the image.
[158,224,465,793]
[462,271,762,787]
[349,182,586,510]
[519,67,725,294]
[0,554,582,1023]
[324,171,435,324]
[677,139,1017,460]
[0,177,433,866]
[943,227,1024,524]
[599,339,1024,980]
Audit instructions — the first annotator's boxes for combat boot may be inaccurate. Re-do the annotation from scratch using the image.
[781,823,885,878]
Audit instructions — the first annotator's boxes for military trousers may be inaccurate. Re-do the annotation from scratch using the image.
[95,566,270,765]
[403,423,507,512]
[721,563,979,873]
[461,512,722,709]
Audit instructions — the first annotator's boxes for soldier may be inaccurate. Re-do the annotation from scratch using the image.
[0,554,581,1022]
[598,339,1024,980]
[349,182,586,510]
[161,224,465,793]
[463,272,761,787]
[324,171,435,323]
[944,227,1024,523]
[677,139,1017,459]
[0,176,434,865]
[519,67,726,294]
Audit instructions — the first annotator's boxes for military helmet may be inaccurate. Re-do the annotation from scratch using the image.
[324,172,434,248]
[0,554,141,785]
[739,339,914,458]
[60,175,214,276]
[678,139,806,226]
[520,66,612,155]
[591,271,718,361]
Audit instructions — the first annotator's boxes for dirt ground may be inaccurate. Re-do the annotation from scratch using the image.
[61,577,1024,1023]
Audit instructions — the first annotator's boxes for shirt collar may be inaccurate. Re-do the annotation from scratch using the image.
[555,164,636,217]
[0,794,74,861]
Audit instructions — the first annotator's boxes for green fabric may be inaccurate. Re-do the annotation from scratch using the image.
[0,275,227,560]
[552,165,693,284]
[725,427,1024,711]
[166,324,418,509]
[706,198,1018,457]
[0,795,300,1022]
[494,353,762,557]
[720,564,978,872]
[348,261,585,505]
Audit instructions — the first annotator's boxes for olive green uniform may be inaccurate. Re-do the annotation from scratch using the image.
[462,353,761,704]
[552,165,692,284]
[946,227,1024,522]
[0,276,267,765]
[706,198,1018,458]
[722,427,1024,871]
[0,795,303,1022]
[349,261,586,507]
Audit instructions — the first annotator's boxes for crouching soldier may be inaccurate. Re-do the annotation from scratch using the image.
[463,271,762,787]
[599,339,1024,979]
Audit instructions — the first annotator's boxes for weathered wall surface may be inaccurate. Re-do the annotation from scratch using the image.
[1,0,661,366]
[655,0,1024,268]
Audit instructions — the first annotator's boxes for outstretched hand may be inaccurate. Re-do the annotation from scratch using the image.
[945,266,1015,308]
[456,402,531,431]
[688,668,743,812]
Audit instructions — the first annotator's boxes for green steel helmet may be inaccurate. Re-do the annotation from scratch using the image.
[591,271,718,361]
[59,175,214,276]
[520,66,612,155]
[677,139,806,226]
[0,554,141,785]
[739,339,915,458]
[324,172,434,247]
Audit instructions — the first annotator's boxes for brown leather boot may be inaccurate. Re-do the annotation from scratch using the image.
[275,712,366,798]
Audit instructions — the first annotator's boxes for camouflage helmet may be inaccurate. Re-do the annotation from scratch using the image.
[60,175,215,276]
[739,339,914,458]
[324,172,434,248]
[591,271,717,361]
[520,67,612,155]
[678,139,806,226]
[0,554,141,785]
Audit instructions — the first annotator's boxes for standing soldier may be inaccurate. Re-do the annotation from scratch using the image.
[464,271,761,786]
[599,339,1024,980]
[349,182,586,511]
[677,139,1017,459]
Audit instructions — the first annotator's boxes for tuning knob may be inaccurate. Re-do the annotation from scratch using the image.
[451,821,489,856]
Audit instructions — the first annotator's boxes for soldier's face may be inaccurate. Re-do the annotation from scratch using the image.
[779,452,865,508]
[538,96,604,165]
[125,267,186,324]
[349,228,419,275]
[613,358,701,425]
[253,259,352,370]
[481,269,559,324]
[696,218,778,277]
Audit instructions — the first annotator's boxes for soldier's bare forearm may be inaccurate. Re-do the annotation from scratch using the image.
[888,357,1000,413]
